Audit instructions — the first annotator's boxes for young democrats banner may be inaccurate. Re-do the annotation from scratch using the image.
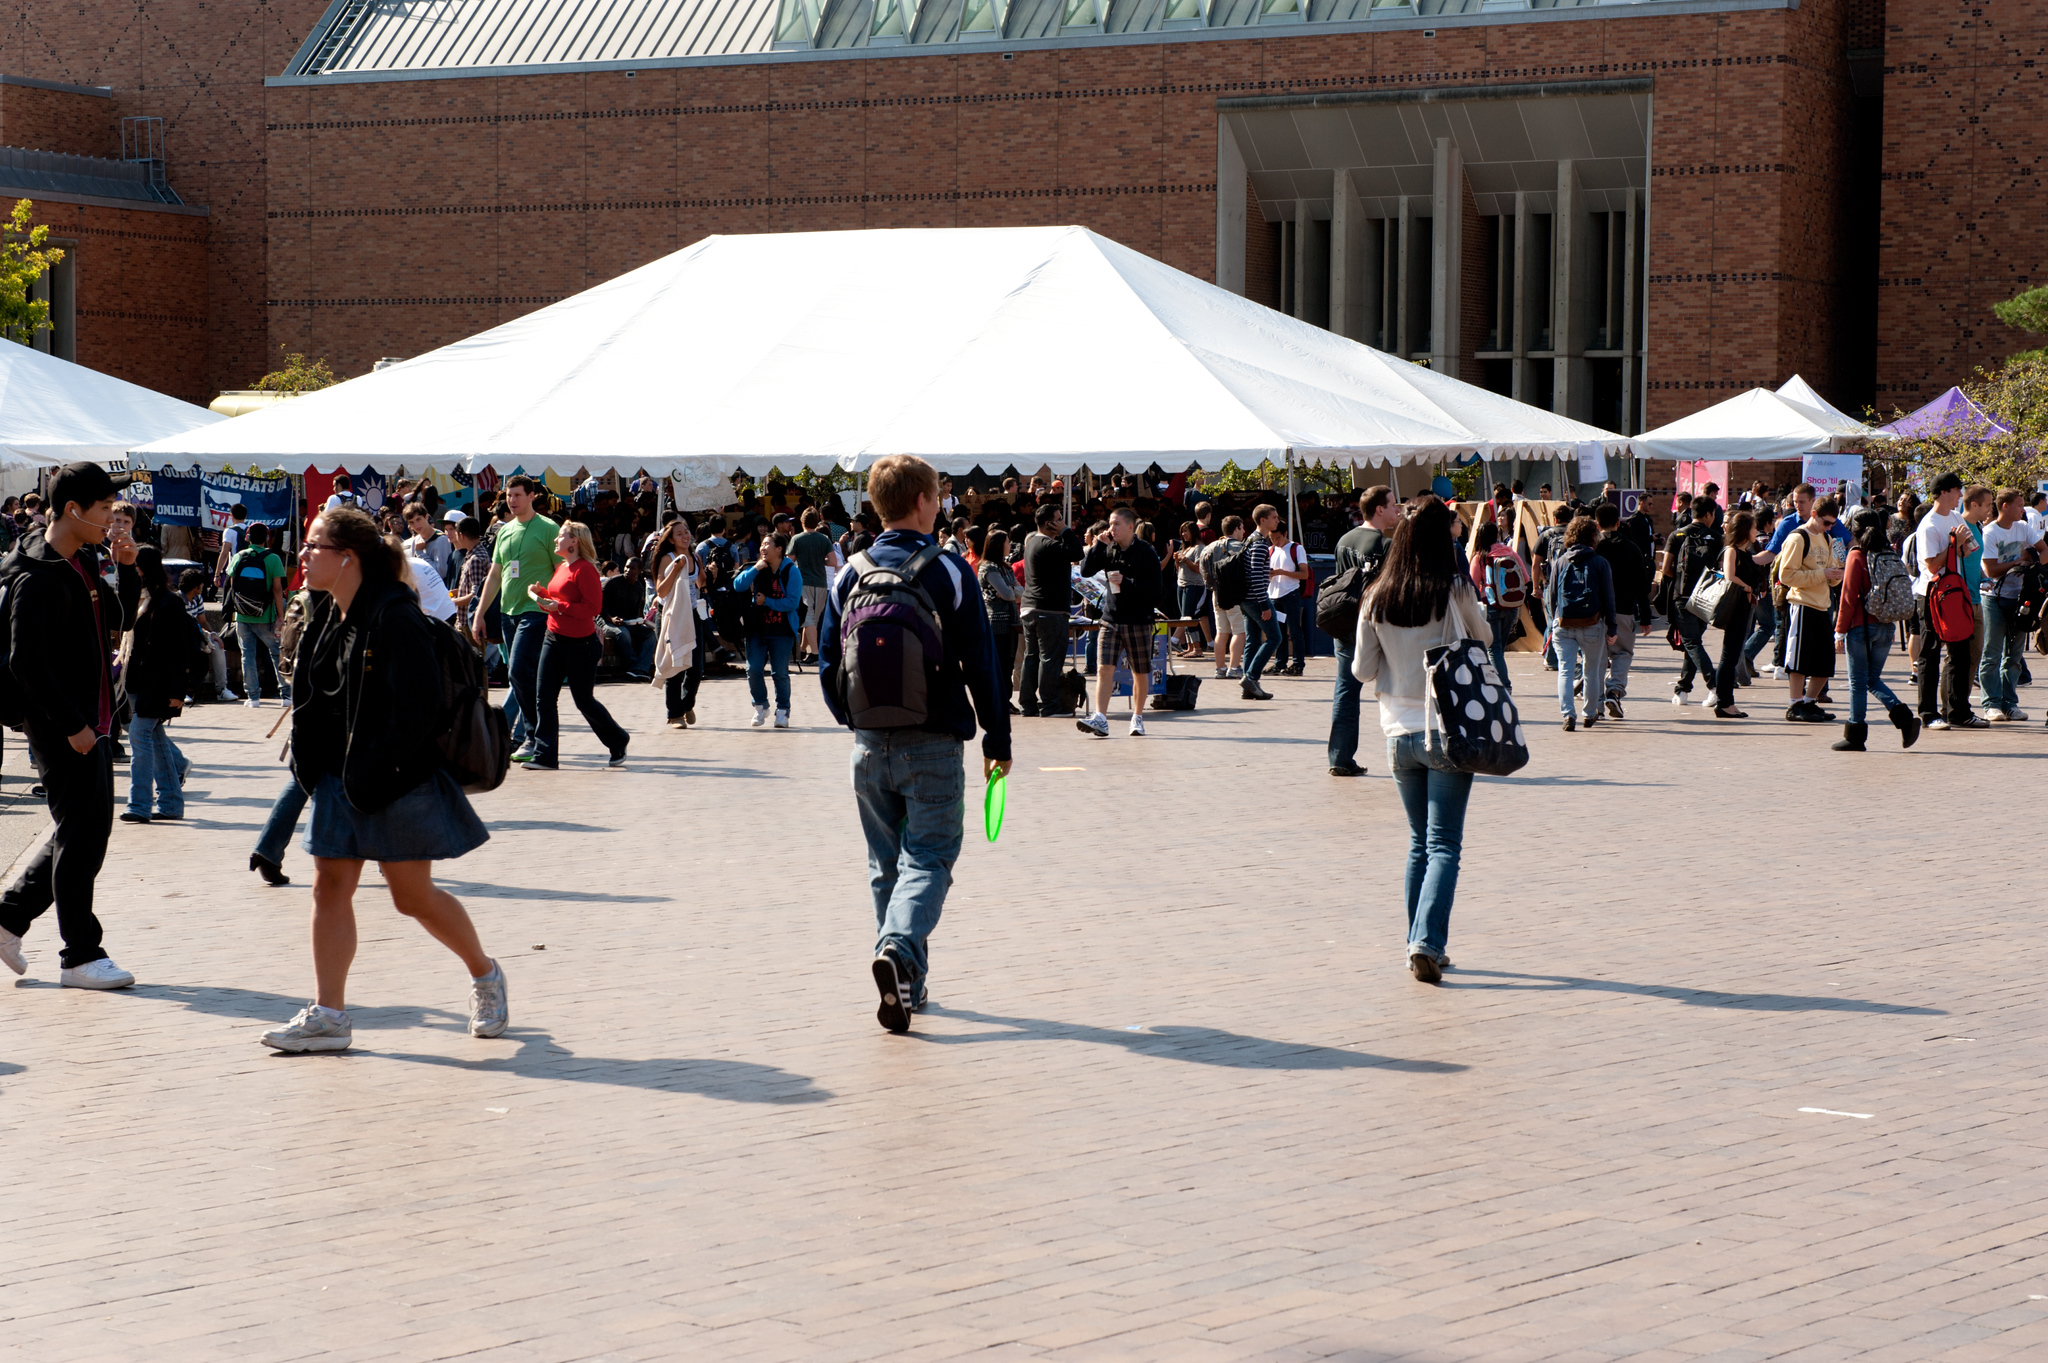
[148,470,294,528]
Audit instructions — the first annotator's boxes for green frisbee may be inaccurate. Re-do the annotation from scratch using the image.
[984,771,1007,843]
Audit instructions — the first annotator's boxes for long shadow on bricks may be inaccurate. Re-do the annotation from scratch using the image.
[1447,969,1944,1013]
[913,1008,1466,1072]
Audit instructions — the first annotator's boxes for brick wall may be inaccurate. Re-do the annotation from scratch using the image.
[0,0,333,399]
[34,199,210,403]
[0,80,113,157]
[1876,0,2048,414]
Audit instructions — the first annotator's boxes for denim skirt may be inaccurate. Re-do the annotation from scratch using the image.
[304,769,490,863]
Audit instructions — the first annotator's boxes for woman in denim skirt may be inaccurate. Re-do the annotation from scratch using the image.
[1350,497,1491,985]
[259,506,506,1054]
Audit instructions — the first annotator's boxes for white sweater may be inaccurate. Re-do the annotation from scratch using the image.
[1351,579,1491,736]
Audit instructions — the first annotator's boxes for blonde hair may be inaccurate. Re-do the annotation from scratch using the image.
[868,455,940,523]
[562,520,598,563]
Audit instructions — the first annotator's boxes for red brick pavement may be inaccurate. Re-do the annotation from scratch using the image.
[1,638,2045,1361]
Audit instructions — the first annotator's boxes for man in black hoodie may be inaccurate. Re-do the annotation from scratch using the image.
[0,462,135,988]
[1593,502,1651,719]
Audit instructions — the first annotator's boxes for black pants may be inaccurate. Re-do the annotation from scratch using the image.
[1714,601,1753,707]
[1018,611,1068,716]
[1675,612,1716,692]
[992,628,1017,706]
[535,632,629,762]
[0,733,112,967]
[1916,594,1972,722]
[664,627,705,719]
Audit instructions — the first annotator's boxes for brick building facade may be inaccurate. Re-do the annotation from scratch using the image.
[0,0,2029,438]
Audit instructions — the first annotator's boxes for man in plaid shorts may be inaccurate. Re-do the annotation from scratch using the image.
[1077,506,1162,738]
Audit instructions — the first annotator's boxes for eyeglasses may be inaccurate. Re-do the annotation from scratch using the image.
[304,539,344,552]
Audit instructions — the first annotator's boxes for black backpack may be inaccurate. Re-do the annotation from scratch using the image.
[1554,547,1599,621]
[835,543,947,729]
[2014,562,2048,634]
[227,547,279,617]
[1314,544,1387,642]
[373,597,511,795]
[1212,541,1251,609]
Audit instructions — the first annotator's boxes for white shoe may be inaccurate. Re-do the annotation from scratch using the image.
[1129,714,1146,737]
[1670,690,1686,707]
[1698,695,1713,707]
[469,961,509,1038]
[2011,708,2030,722]
[1076,712,1109,738]
[260,1004,352,1052]
[1985,707,2014,722]
[244,698,261,708]
[0,927,23,976]
[750,706,769,728]
[59,957,134,990]
[773,709,789,729]
[221,690,241,702]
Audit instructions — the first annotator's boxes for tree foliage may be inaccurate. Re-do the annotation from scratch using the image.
[1883,351,2048,492]
[1992,284,2048,340]
[0,200,65,346]
[252,346,338,394]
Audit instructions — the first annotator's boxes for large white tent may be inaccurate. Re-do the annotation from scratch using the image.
[0,342,224,495]
[1632,382,1868,464]
[1774,375,1877,441]
[134,225,1625,499]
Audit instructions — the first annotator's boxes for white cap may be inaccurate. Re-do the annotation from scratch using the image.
[443,509,465,524]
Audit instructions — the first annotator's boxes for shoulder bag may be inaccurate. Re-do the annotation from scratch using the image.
[1422,593,1530,777]
[1684,563,1730,623]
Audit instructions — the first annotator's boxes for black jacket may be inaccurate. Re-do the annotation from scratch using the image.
[1595,532,1651,622]
[0,529,115,749]
[125,597,206,721]
[290,579,448,813]
[1079,536,1162,624]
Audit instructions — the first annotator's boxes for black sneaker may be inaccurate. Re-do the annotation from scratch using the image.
[607,746,628,768]
[1328,762,1365,777]
[118,811,150,824]
[1603,696,1624,720]
[1951,713,1991,730]
[872,951,914,1034]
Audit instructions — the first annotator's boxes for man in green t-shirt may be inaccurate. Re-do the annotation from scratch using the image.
[788,506,839,663]
[226,522,289,707]
[470,474,561,751]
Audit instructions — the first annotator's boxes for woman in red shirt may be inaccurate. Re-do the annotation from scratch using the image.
[522,521,629,770]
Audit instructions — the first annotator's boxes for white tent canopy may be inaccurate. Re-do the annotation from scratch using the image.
[0,342,223,494]
[1632,385,1861,463]
[135,226,1626,496]
[1775,374,1879,441]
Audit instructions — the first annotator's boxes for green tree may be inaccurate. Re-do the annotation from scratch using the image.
[0,199,66,345]
[1883,351,2048,491]
[252,346,338,394]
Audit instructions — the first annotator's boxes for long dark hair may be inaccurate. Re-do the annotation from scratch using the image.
[134,545,174,623]
[316,505,407,591]
[1366,496,1459,628]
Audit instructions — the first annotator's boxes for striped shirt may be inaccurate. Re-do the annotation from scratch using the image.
[1243,536,1271,603]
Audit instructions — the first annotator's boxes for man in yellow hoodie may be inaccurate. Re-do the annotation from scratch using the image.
[1779,496,1845,722]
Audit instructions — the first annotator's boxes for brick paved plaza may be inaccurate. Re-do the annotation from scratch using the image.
[2,641,2045,1362]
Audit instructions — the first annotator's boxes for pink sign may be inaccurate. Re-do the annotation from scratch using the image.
[1672,460,1730,511]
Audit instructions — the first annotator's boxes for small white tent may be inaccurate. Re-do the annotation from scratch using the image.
[0,343,223,495]
[1775,375,1878,442]
[134,226,1625,499]
[1632,387,1852,463]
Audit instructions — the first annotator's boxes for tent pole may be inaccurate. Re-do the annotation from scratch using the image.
[1285,451,1297,542]
[1063,471,1073,528]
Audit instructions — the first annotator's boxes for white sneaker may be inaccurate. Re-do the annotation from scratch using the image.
[773,709,789,729]
[469,960,509,1038]
[0,927,23,975]
[1129,714,1146,737]
[1076,712,1109,738]
[1670,690,1686,707]
[260,1004,352,1052]
[1985,707,2014,722]
[221,689,241,702]
[244,698,261,708]
[750,706,769,728]
[1698,695,1714,707]
[2011,708,2030,722]
[59,957,134,990]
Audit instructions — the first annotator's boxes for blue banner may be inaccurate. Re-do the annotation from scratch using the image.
[147,469,293,528]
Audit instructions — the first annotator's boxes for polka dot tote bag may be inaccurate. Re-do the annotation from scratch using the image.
[1423,617,1530,777]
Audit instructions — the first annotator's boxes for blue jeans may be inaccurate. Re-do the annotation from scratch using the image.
[1843,622,1902,724]
[615,622,656,676]
[1387,732,1472,963]
[1743,596,1776,668]
[1270,596,1307,667]
[1328,641,1362,768]
[747,634,794,711]
[1242,602,1275,680]
[1555,624,1608,720]
[255,775,309,866]
[1486,606,1516,690]
[124,716,183,818]
[852,730,966,991]
[500,611,550,746]
[236,620,288,701]
[1978,596,2023,713]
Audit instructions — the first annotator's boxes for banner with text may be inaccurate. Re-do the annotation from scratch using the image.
[147,470,294,528]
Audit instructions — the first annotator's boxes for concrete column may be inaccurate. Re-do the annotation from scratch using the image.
[1622,189,1641,434]
[1397,195,1419,358]
[1430,136,1462,378]
[1511,191,1529,402]
[1216,118,1247,295]
[1552,159,1593,427]
[1293,198,1312,323]
[1330,169,1366,341]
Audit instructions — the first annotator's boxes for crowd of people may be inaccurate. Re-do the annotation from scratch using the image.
[0,453,2039,1044]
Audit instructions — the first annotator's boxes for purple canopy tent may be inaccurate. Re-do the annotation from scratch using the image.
[1875,387,2012,440]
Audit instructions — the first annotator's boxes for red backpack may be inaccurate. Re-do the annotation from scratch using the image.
[1928,534,1977,644]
